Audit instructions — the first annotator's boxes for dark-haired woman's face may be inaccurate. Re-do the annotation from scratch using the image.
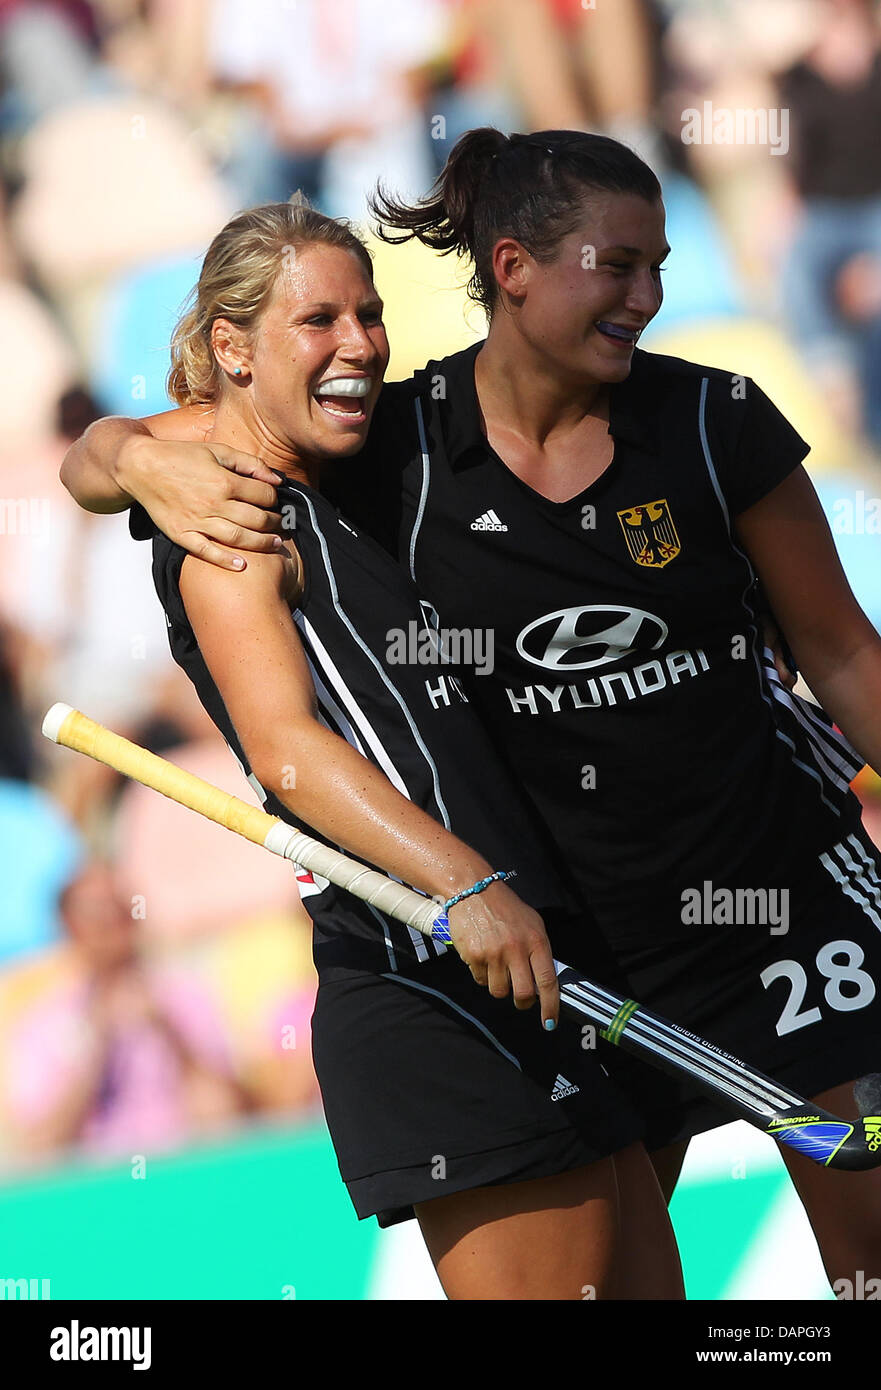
[510,193,668,383]
[248,244,389,461]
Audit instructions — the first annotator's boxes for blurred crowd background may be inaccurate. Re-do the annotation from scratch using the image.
[3,0,881,1185]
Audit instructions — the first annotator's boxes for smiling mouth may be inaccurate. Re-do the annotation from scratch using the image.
[313,375,372,423]
[595,321,641,346]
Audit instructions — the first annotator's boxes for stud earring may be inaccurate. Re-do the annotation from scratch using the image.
[234,367,243,376]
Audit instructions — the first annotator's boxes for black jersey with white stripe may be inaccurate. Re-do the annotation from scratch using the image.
[139,476,592,973]
[323,343,866,937]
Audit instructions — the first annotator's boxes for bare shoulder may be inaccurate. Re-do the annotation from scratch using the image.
[144,403,216,443]
[180,540,304,612]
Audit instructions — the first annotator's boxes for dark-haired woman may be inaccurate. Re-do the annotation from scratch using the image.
[62,131,881,1294]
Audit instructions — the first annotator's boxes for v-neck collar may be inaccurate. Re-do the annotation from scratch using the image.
[439,339,657,474]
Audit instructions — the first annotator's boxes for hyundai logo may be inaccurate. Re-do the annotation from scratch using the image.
[516,605,668,671]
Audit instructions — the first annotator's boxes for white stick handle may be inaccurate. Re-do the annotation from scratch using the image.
[43,703,451,942]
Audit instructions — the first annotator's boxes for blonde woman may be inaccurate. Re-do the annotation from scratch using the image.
[64,198,682,1300]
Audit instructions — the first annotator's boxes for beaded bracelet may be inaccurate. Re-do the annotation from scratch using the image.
[443,869,517,912]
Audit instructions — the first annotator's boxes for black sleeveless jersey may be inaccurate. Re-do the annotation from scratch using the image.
[323,342,865,937]
[135,478,595,974]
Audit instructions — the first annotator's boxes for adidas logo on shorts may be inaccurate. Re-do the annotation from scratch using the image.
[550,1074,580,1101]
[470,509,508,532]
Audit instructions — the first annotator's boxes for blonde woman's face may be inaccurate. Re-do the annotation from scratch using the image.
[249,243,389,459]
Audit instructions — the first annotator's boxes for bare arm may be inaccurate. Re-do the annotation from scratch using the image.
[60,406,285,569]
[576,0,655,128]
[736,466,881,772]
[60,416,154,514]
[179,545,561,1025]
[479,0,586,130]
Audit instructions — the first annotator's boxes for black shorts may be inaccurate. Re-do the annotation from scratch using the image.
[310,940,647,1228]
[603,822,881,1150]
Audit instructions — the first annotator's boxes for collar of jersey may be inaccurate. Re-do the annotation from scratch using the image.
[437,340,657,470]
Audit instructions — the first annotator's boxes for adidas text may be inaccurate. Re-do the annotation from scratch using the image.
[471,509,508,532]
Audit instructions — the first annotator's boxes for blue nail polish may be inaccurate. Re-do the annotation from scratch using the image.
[544,1019,556,1032]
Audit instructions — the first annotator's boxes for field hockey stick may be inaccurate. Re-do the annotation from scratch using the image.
[43,702,881,1172]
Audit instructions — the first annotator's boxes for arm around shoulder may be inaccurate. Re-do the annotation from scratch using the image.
[60,416,153,514]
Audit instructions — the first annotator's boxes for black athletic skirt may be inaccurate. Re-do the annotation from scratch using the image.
[309,914,649,1228]
[598,820,881,1151]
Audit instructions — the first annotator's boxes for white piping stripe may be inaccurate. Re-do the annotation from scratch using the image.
[410,398,431,583]
[247,773,268,804]
[225,743,269,802]
[294,619,370,759]
[777,727,843,814]
[820,845,881,931]
[767,685,854,795]
[697,379,845,817]
[697,377,731,532]
[763,655,861,754]
[762,657,862,781]
[368,902,398,972]
[410,929,431,961]
[847,833,881,899]
[381,972,523,1068]
[292,505,449,961]
[297,621,435,963]
[763,658,856,761]
[833,839,881,920]
[297,489,454,831]
[768,691,862,786]
[298,613,411,797]
[301,628,443,961]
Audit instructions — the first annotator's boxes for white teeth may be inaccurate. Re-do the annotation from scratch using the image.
[319,403,365,420]
[314,377,371,397]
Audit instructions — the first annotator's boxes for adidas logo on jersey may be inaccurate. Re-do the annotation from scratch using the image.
[470,509,508,532]
[550,1074,580,1101]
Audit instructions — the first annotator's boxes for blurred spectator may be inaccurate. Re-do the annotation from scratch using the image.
[97,0,214,111]
[573,0,666,168]
[657,0,816,298]
[0,278,76,448]
[423,0,522,165]
[778,0,881,449]
[0,623,82,963]
[429,0,665,172]
[112,735,305,943]
[0,0,108,136]
[0,620,33,781]
[6,859,253,1162]
[207,0,445,216]
[0,363,174,825]
[0,780,82,963]
[247,983,321,1118]
[11,94,231,361]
